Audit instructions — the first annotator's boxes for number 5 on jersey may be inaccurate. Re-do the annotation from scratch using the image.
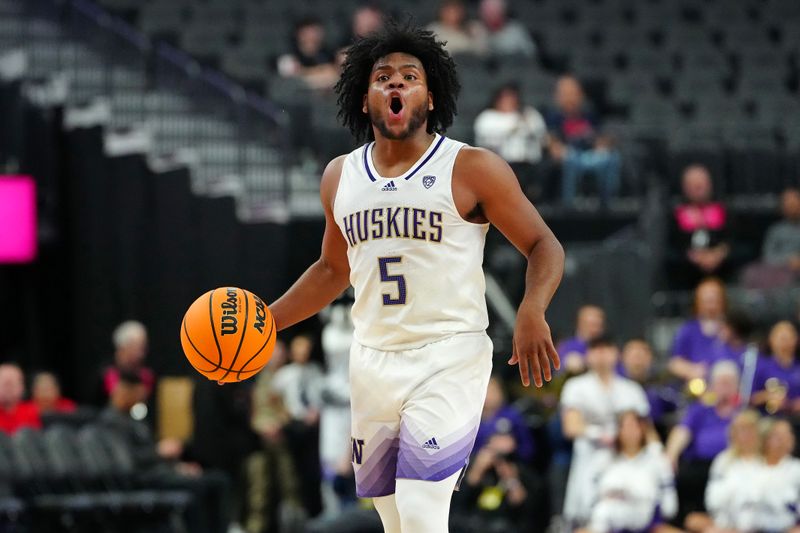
[378,256,406,305]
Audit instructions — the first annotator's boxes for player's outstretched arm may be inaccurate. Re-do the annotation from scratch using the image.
[454,147,565,387]
[269,156,351,331]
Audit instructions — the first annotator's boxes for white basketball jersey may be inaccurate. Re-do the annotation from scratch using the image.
[333,133,489,351]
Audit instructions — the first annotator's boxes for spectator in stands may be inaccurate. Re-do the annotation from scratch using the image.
[751,321,800,416]
[757,418,800,533]
[577,411,678,533]
[100,372,230,533]
[426,0,488,56]
[0,363,40,434]
[247,339,304,533]
[620,340,678,432]
[342,3,383,46]
[685,410,762,533]
[557,304,606,374]
[665,361,741,523]
[668,278,727,384]
[277,17,338,91]
[561,336,650,529]
[474,82,548,199]
[319,302,356,512]
[454,380,541,533]
[545,76,620,206]
[760,187,800,278]
[474,376,535,463]
[667,165,732,289]
[272,333,324,517]
[477,0,536,57]
[28,371,76,415]
[95,320,154,406]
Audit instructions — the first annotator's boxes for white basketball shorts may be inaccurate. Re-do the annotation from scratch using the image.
[349,332,493,497]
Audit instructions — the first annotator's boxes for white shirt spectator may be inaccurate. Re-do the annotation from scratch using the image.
[586,443,677,533]
[272,362,324,420]
[561,372,650,524]
[705,450,764,531]
[474,106,546,164]
[754,456,800,532]
[319,305,353,472]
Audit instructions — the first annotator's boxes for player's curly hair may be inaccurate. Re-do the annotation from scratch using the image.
[335,20,460,142]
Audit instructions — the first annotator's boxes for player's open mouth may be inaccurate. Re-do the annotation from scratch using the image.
[389,96,403,118]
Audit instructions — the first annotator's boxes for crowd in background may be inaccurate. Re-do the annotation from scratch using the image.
[4,258,800,533]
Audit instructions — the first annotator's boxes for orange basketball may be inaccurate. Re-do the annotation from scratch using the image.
[180,287,276,383]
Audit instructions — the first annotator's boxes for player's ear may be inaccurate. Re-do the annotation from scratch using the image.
[428,91,434,111]
[362,94,368,114]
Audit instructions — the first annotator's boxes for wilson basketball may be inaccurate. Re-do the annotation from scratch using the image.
[180,287,276,383]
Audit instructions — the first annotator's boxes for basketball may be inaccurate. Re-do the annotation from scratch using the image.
[180,287,276,383]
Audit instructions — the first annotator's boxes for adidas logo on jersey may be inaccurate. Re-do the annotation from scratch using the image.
[381,180,397,192]
[422,437,440,450]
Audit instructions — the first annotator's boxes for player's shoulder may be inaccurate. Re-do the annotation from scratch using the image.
[454,145,507,170]
[452,145,515,188]
[320,154,349,204]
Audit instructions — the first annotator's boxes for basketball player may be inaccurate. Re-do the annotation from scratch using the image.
[268,22,564,532]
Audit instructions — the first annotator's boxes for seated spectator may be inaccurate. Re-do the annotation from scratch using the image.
[27,371,76,415]
[0,363,40,434]
[454,381,542,533]
[426,0,488,56]
[272,333,324,518]
[99,372,230,533]
[277,17,338,91]
[686,410,762,533]
[751,321,800,416]
[474,83,548,199]
[561,337,650,529]
[667,165,733,289]
[668,278,727,384]
[557,304,606,374]
[620,340,678,432]
[340,2,383,48]
[665,361,741,523]
[756,418,800,533]
[478,0,536,57]
[95,320,155,406]
[474,376,535,463]
[545,76,621,206]
[577,411,678,533]
[762,187,800,274]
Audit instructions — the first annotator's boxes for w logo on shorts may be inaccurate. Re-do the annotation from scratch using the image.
[422,437,440,450]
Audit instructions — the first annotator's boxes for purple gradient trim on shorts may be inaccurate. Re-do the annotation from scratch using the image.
[396,419,480,482]
[354,428,400,498]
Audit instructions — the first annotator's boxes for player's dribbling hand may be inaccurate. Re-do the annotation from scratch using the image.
[508,310,560,387]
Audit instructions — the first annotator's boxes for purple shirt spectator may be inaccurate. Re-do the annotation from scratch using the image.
[753,356,800,399]
[473,405,535,462]
[672,319,720,365]
[679,402,736,461]
[558,337,588,360]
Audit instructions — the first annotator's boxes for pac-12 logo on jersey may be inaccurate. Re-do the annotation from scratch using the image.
[422,175,436,189]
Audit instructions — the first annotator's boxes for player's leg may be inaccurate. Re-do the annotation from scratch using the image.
[373,493,402,533]
[394,333,494,532]
[395,469,462,532]
[348,342,409,530]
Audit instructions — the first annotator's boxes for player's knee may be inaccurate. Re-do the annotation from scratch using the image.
[395,479,453,532]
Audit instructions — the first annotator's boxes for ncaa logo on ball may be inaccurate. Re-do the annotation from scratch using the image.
[422,175,436,189]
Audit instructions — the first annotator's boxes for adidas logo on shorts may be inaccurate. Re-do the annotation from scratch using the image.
[381,180,397,192]
[422,437,440,450]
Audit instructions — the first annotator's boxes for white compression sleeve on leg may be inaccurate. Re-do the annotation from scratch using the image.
[373,493,402,533]
[395,469,461,533]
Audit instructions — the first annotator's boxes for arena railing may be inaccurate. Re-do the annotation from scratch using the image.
[17,0,291,210]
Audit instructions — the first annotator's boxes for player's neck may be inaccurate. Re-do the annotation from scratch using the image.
[371,128,436,169]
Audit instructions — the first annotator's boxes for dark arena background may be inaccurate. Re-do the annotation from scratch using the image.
[1,0,800,532]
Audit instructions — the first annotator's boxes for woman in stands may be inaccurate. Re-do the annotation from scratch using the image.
[685,410,762,533]
[755,418,800,533]
[577,411,679,533]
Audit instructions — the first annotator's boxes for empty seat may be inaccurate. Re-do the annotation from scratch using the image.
[179,23,231,64]
[137,2,188,38]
